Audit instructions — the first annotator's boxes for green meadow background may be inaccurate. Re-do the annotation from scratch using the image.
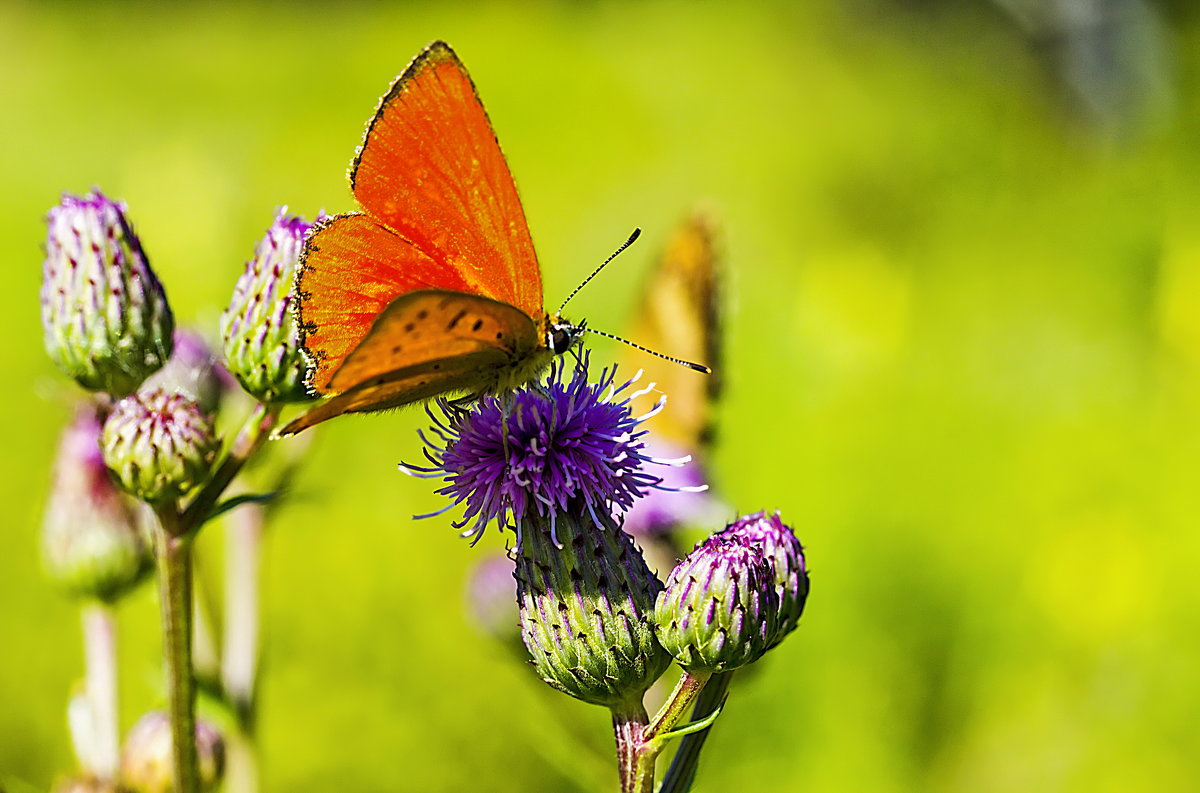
[4,1,1200,790]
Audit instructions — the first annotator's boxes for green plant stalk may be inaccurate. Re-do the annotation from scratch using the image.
[181,403,280,534]
[142,403,280,793]
[224,732,259,793]
[222,501,264,793]
[613,670,712,793]
[223,501,262,725]
[153,504,198,793]
[658,671,733,793]
[647,671,711,741]
[611,701,650,793]
[81,601,119,779]
[186,403,280,793]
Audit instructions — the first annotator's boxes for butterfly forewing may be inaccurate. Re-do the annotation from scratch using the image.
[286,41,563,436]
[351,41,544,319]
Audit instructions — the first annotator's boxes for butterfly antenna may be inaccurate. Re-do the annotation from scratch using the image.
[557,228,642,315]
[582,326,712,374]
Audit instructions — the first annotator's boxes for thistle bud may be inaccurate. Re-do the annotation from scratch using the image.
[43,407,150,602]
[655,534,779,673]
[41,191,174,396]
[101,389,218,505]
[719,511,808,647]
[120,711,224,793]
[51,777,125,793]
[141,330,233,414]
[516,511,671,708]
[221,209,316,403]
[404,358,677,704]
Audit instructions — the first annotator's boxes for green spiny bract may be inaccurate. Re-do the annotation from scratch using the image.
[101,389,218,505]
[719,511,808,648]
[220,210,316,404]
[655,533,779,673]
[41,191,174,397]
[516,511,670,708]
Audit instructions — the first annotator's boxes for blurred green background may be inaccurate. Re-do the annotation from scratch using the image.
[4,0,1200,790]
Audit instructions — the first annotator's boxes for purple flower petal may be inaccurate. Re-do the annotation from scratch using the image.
[401,355,692,545]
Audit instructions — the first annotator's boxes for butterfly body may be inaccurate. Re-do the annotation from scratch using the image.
[279,41,575,436]
[282,289,570,435]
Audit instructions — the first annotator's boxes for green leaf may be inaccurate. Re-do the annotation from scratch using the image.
[201,491,282,526]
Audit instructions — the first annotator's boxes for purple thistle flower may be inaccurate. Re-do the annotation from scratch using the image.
[402,356,694,545]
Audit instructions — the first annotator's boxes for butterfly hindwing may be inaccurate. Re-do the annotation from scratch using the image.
[327,290,543,392]
[281,291,550,436]
[279,348,517,437]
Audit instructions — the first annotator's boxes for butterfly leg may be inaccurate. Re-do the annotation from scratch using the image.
[499,390,513,459]
[568,344,586,375]
[445,392,478,418]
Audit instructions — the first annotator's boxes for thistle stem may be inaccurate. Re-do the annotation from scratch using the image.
[612,671,713,793]
[611,702,651,793]
[224,733,260,793]
[646,669,711,740]
[223,502,262,725]
[222,502,264,793]
[154,504,199,793]
[81,601,119,780]
[181,404,280,533]
[658,671,734,793]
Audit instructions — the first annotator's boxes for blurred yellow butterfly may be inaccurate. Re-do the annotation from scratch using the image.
[622,210,722,451]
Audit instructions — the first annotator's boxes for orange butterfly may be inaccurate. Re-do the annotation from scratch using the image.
[278,41,586,437]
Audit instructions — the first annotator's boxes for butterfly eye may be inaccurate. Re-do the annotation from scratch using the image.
[547,321,581,355]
